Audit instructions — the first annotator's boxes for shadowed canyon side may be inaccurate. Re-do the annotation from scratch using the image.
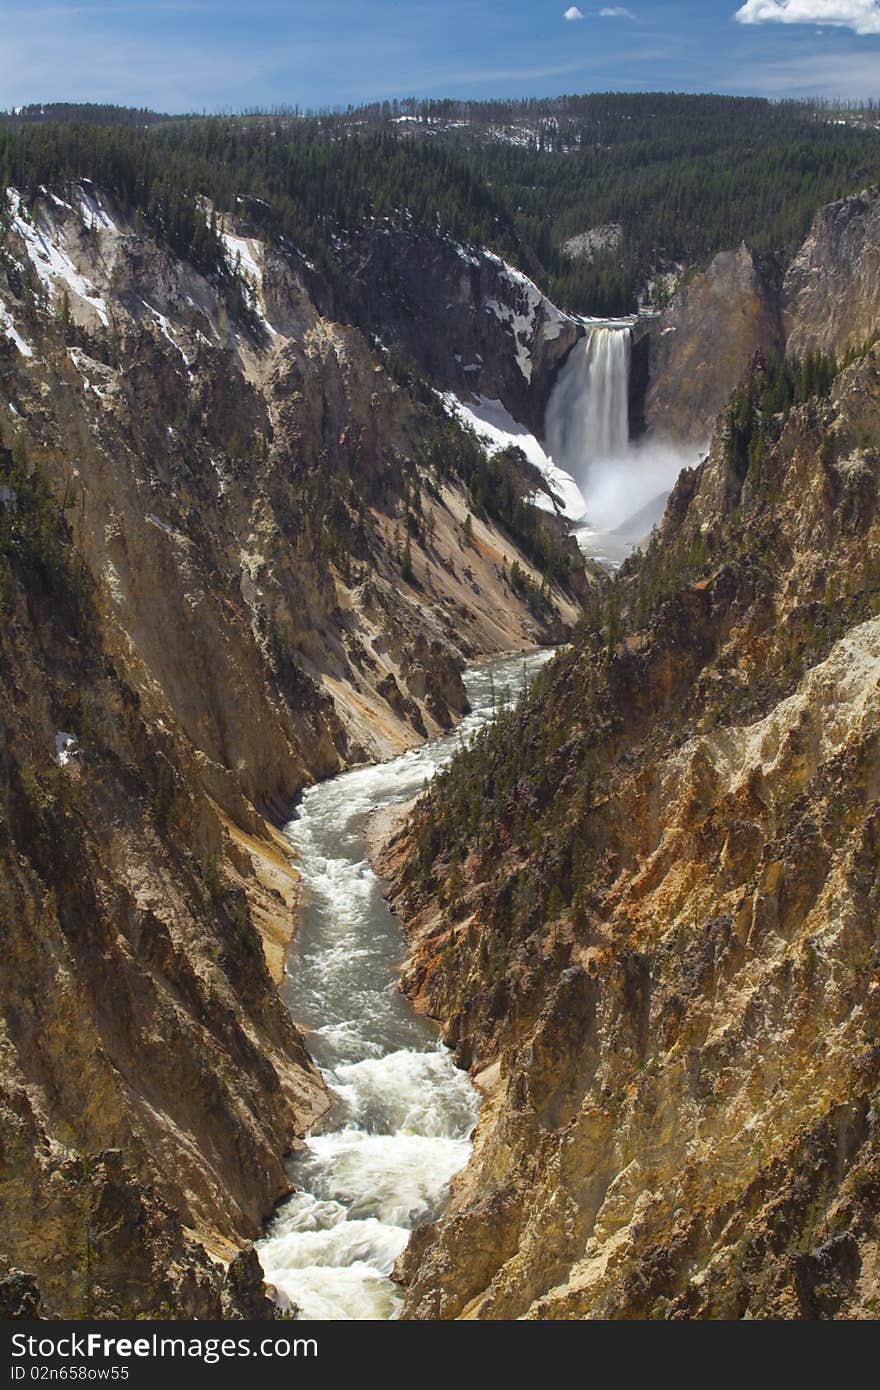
[0,185,583,1317]
[342,234,583,438]
[380,202,880,1321]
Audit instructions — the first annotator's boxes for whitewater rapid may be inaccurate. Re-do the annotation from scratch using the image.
[256,649,553,1320]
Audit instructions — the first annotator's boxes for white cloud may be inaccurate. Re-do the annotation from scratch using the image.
[735,1,880,35]
[563,6,585,20]
[599,6,637,16]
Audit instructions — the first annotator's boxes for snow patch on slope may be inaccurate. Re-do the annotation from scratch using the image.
[68,347,114,401]
[439,392,585,520]
[484,251,572,341]
[76,184,118,233]
[483,296,536,381]
[221,230,279,338]
[0,298,33,357]
[222,231,262,286]
[451,243,575,380]
[141,299,194,376]
[7,188,110,326]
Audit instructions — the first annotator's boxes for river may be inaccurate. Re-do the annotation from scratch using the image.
[256,647,554,1320]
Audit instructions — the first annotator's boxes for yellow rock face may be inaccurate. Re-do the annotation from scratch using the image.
[386,346,880,1321]
[0,189,578,1316]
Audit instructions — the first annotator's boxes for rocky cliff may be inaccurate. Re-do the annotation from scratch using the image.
[0,184,582,1315]
[784,186,880,358]
[344,232,583,437]
[640,243,782,445]
[638,189,880,449]
[382,333,880,1318]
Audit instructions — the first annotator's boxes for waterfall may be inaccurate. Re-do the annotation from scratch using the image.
[545,324,631,490]
[544,320,701,565]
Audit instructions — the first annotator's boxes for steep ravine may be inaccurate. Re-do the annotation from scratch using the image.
[0,185,582,1317]
[256,650,552,1320]
[375,186,880,1321]
[380,343,880,1320]
[5,166,878,1323]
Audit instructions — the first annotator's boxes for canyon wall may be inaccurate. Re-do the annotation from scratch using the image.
[343,232,583,438]
[384,273,880,1318]
[638,188,880,448]
[640,244,782,445]
[784,186,880,358]
[0,186,581,1315]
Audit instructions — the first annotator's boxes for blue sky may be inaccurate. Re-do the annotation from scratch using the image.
[2,1,879,112]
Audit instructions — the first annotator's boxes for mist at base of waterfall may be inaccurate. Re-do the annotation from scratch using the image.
[543,322,705,568]
[581,437,704,533]
[574,438,705,568]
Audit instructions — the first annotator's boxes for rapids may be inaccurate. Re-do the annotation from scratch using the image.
[256,648,553,1320]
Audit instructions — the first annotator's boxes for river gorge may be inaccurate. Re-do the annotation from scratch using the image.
[256,649,553,1319]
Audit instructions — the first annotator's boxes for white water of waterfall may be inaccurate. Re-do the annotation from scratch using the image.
[545,324,631,489]
[545,323,699,568]
[256,649,553,1321]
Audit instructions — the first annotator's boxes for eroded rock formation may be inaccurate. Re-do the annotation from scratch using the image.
[383,337,880,1320]
[784,187,880,358]
[0,185,581,1315]
[641,244,782,445]
[344,232,583,436]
